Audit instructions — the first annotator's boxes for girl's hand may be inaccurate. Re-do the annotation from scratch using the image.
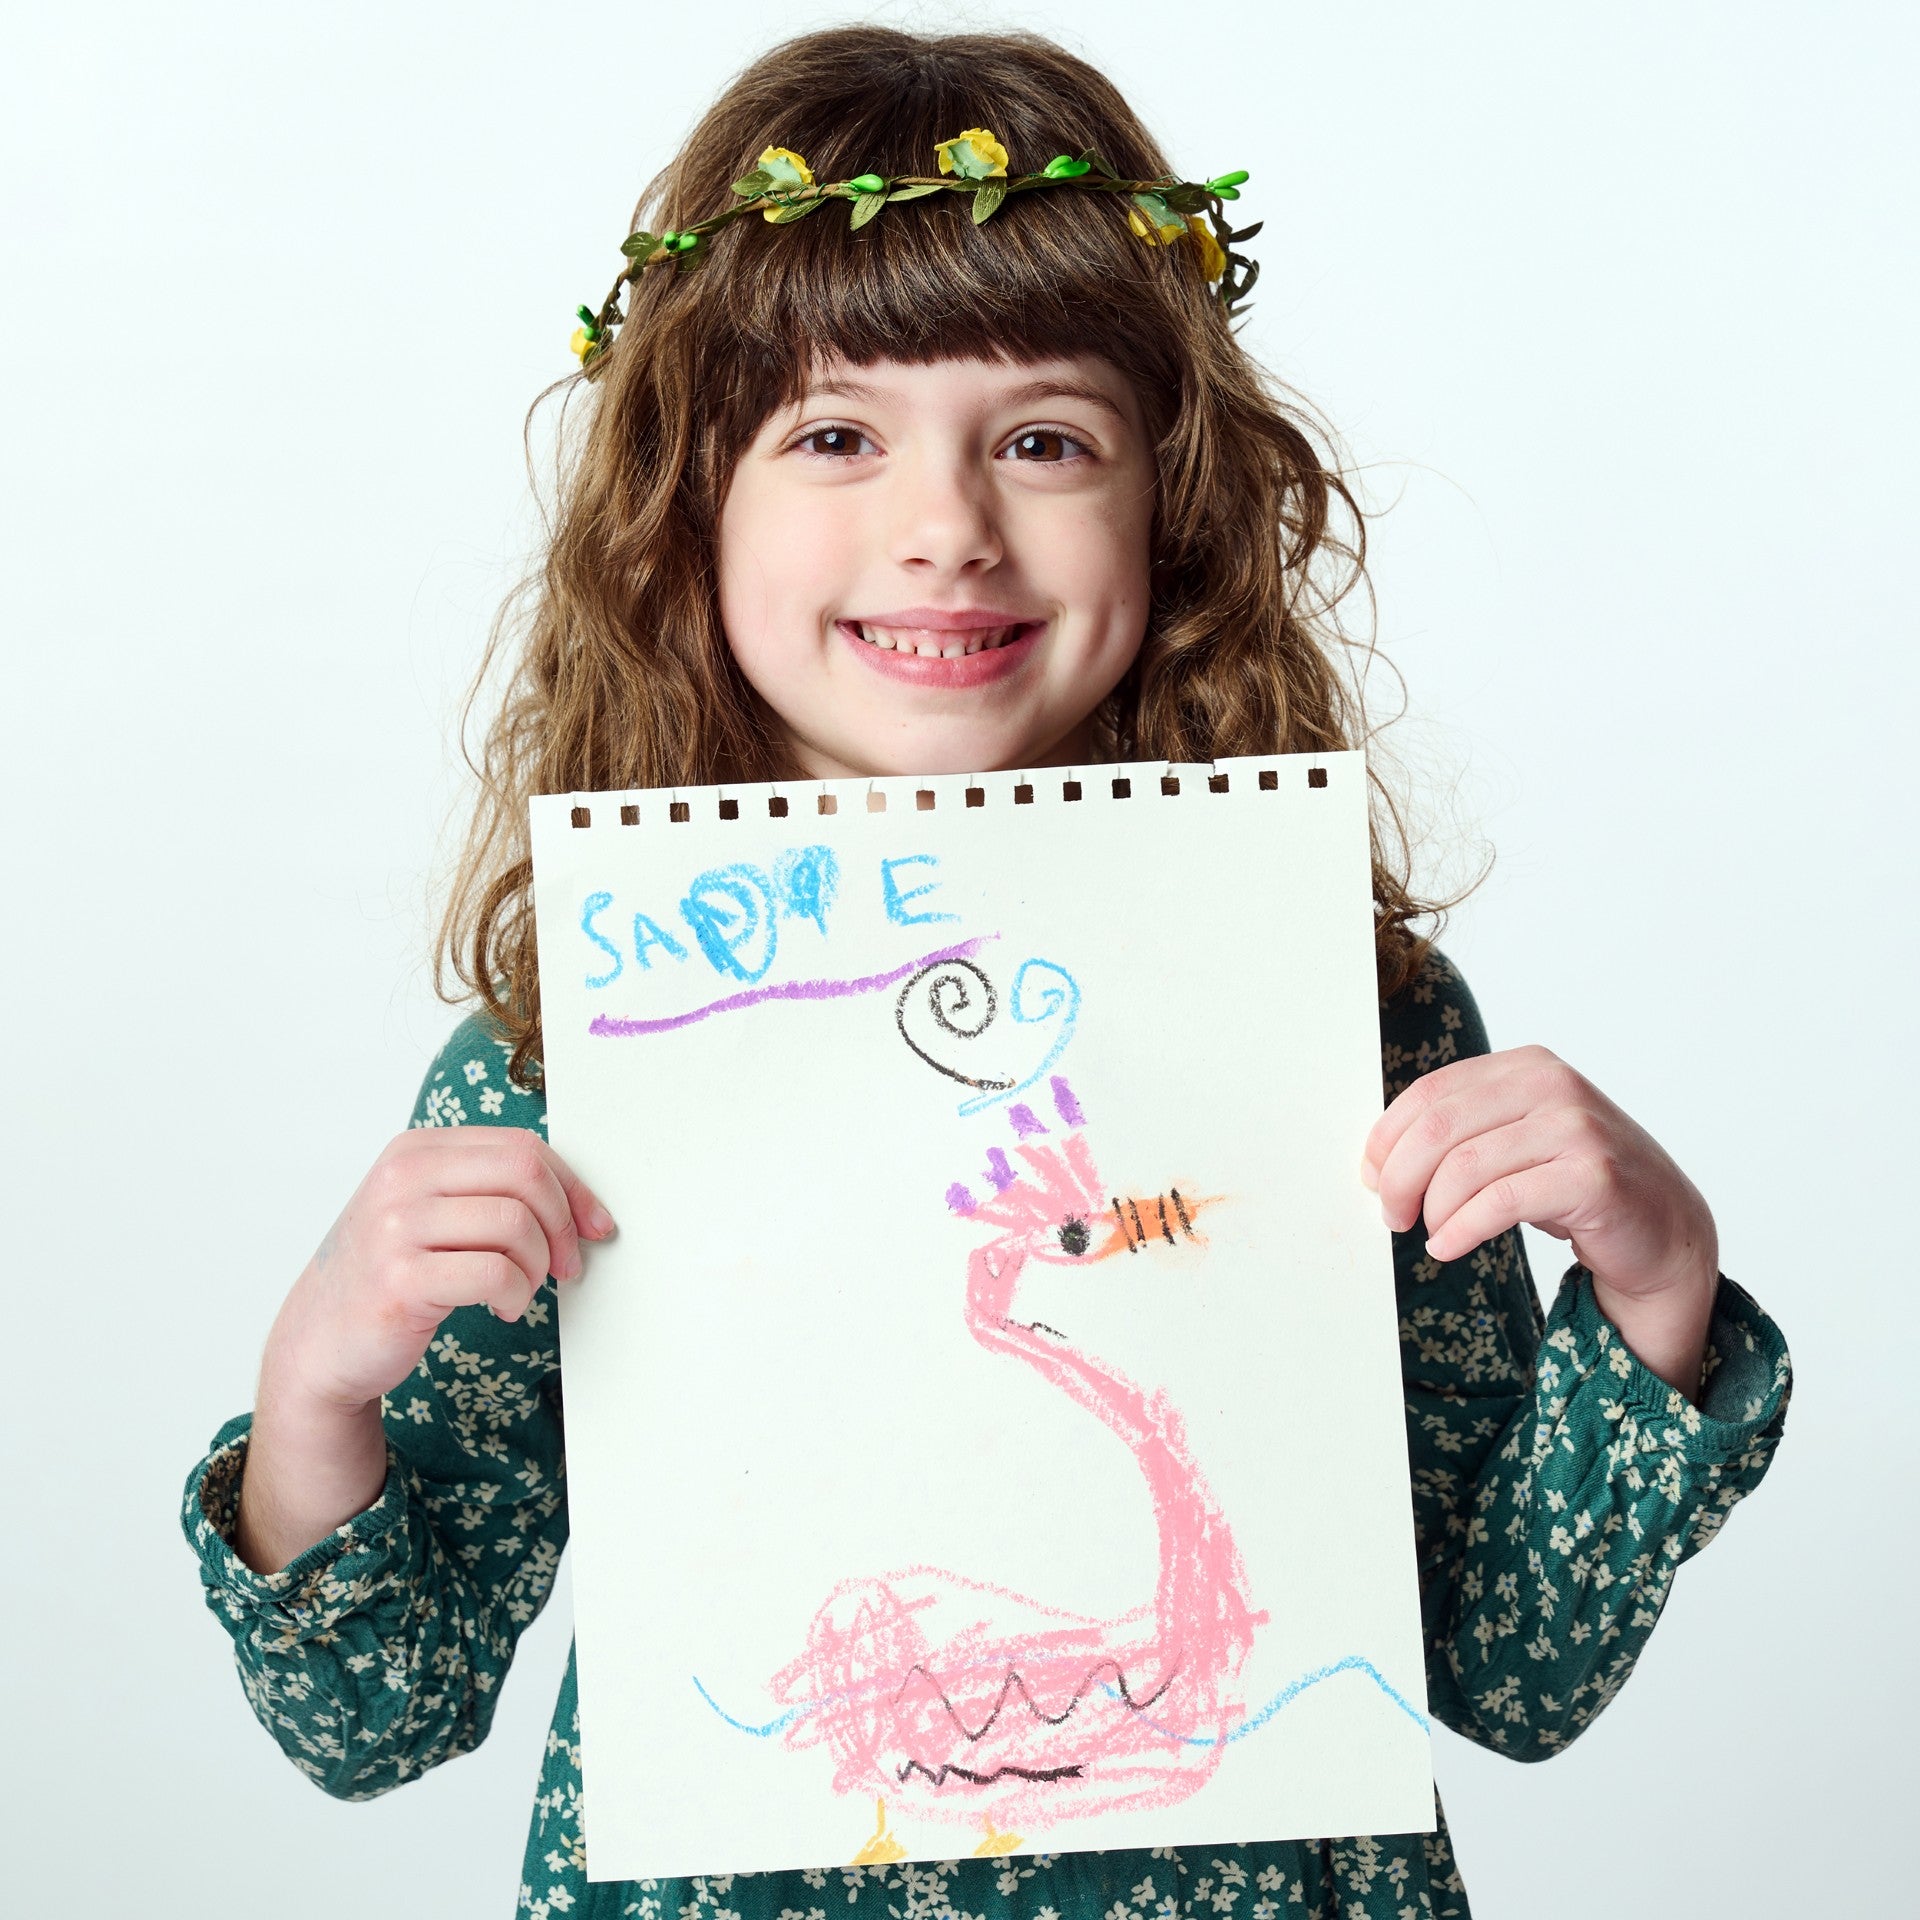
[1361,1046,1719,1398]
[264,1127,616,1419]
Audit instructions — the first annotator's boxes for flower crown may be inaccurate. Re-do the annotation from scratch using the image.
[569,127,1258,371]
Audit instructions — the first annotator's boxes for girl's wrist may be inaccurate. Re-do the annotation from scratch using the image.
[1587,1255,1719,1404]
[234,1360,391,1576]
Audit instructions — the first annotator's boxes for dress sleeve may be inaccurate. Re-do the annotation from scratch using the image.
[1383,949,1793,1760]
[178,1010,568,1799]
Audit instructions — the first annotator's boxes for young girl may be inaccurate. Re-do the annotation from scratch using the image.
[180,25,1791,1919]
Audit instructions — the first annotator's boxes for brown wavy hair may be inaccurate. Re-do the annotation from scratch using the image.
[433,23,1463,1092]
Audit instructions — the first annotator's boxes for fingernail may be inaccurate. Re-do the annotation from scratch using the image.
[557,1247,584,1280]
[1359,1159,1379,1192]
[586,1204,615,1237]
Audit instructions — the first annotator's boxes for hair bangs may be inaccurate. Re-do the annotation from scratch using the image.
[705,190,1194,449]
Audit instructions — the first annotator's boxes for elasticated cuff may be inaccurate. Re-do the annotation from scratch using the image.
[179,1411,414,1643]
[1554,1265,1793,1462]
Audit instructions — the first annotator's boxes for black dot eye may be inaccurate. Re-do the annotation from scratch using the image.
[1057,1216,1090,1257]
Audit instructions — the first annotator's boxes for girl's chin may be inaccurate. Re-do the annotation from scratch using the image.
[790,713,1092,782]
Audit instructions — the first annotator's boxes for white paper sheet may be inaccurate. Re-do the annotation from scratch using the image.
[529,752,1434,1882]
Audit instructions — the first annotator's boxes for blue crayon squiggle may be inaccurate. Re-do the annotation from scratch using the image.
[691,1650,1427,1746]
[1101,1654,1431,1742]
[956,957,1081,1118]
[690,1674,809,1739]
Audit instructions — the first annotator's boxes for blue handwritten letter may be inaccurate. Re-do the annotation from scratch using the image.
[631,912,689,970]
[680,865,778,982]
[774,845,840,936]
[581,891,623,989]
[881,854,959,927]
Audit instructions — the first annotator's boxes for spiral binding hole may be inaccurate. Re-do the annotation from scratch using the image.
[965,787,985,808]
[1063,780,1083,801]
[1258,769,1278,791]
[817,794,837,815]
[1112,777,1132,798]
[768,796,789,818]
[867,789,888,813]
[1208,773,1229,794]
[915,789,936,811]
[669,800,690,824]
[1161,775,1181,796]
[1014,783,1034,805]
[570,805,591,828]
[620,804,639,826]
[1308,766,1328,788]
[718,798,739,821]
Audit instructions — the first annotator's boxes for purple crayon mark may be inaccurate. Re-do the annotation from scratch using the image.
[945,1183,978,1216]
[589,937,991,1037]
[1051,1075,1085,1126]
[1007,1103,1048,1139]
[984,1147,1016,1192]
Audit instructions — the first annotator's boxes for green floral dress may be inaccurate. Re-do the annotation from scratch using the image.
[180,949,1792,1919]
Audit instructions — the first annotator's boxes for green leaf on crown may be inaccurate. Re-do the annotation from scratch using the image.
[849,191,887,230]
[972,179,1008,223]
[619,230,658,260]
[885,182,943,201]
[1131,190,1180,235]
[765,197,826,223]
[730,170,775,198]
[759,152,810,189]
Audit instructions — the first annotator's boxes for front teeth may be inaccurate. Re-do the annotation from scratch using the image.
[855,622,1024,657]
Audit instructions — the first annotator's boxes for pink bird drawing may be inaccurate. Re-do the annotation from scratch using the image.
[765,1076,1267,1860]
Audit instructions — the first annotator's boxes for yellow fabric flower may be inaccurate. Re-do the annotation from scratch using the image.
[757,145,815,219]
[1187,214,1228,281]
[570,325,595,365]
[935,127,1009,180]
[1126,192,1185,246]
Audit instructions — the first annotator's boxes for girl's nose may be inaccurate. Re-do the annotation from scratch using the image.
[885,453,1004,574]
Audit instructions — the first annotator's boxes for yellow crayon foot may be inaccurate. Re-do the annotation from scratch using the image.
[972,1818,1022,1857]
[850,1796,907,1866]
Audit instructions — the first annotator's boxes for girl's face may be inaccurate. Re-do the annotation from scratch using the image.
[717,353,1156,779]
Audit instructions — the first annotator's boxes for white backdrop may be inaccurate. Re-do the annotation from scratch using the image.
[4,3,1911,1912]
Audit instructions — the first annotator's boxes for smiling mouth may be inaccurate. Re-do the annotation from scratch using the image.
[846,620,1040,658]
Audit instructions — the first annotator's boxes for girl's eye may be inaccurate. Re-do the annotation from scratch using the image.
[1002,427,1090,463]
[793,424,873,458]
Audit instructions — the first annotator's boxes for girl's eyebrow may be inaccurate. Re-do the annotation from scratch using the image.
[798,375,1131,427]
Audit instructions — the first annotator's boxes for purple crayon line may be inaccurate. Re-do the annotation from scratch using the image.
[588,937,993,1038]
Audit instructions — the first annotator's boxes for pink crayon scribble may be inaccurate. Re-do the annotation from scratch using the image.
[768,1115,1263,1835]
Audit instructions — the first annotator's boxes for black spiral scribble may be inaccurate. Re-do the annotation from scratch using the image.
[895,958,1016,1092]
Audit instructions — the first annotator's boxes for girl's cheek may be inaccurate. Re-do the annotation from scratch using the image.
[774,502,865,600]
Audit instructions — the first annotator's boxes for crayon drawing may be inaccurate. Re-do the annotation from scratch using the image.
[528,757,1437,1880]
[692,1069,1430,1864]
[726,1077,1258,1857]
